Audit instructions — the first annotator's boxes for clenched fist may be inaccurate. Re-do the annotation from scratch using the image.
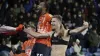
[83,21,89,28]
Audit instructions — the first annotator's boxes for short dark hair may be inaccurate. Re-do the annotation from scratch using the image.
[52,15,67,29]
[52,15,63,22]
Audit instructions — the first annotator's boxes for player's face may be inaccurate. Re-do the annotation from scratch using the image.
[51,18,61,30]
[37,2,46,14]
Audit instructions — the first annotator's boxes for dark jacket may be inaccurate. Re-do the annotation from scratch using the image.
[87,30,100,47]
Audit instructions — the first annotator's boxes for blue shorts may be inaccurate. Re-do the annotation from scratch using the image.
[31,43,51,56]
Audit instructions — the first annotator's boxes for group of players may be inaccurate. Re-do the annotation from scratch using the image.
[0,2,89,56]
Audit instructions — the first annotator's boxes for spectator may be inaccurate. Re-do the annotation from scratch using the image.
[72,39,84,56]
[0,0,8,25]
[17,7,25,24]
[49,0,59,15]
[87,22,100,55]
[75,11,83,27]
[4,7,14,26]
[13,4,20,17]
[25,12,32,24]
[58,0,66,15]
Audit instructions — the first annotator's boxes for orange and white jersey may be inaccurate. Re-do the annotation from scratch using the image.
[22,38,36,56]
[14,38,35,56]
[36,13,52,47]
[22,27,36,56]
[37,13,52,33]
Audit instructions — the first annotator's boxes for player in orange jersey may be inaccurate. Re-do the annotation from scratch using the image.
[21,27,36,56]
[29,2,52,56]
[0,2,52,56]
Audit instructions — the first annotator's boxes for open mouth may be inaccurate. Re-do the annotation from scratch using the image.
[52,24,55,26]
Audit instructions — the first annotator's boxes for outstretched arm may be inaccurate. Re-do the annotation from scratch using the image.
[24,27,53,38]
[0,25,16,33]
[69,21,89,34]
[0,24,24,35]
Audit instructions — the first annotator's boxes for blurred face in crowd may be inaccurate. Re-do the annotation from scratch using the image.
[98,3,100,7]
[27,13,31,17]
[75,2,78,7]
[20,15,23,19]
[82,0,85,2]
[73,14,77,19]
[73,42,76,45]
[80,4,83,8]
[32,14,37,19]
[81,9,84,13]
[67,12,71,17]
[20,8,25,13]
[64,7,67,11]
[92,5,95,8]
[33,3,37,8]
[14,4,17,8]
[22,0,24,2]
[54,1,57,5]
[73,8,76,12]
[84,5,86,8]
[20,4,24,8]
[10,8,13,12]
[60,0,63,3]
[10,14,13,18]
[18,0,21,3]
[6,4,9,9]
[78,11,82,17]
[51,18,61,30]
[88,1,91,5]
[26,1,29,4]
[28,21,35,28]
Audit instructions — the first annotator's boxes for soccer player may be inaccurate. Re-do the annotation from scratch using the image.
[30,2,52,56]
[24,15,89,56]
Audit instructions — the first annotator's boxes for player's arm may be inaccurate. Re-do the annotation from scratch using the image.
[0,25,16,33]
[69,21,89,34]
[0,24,24,35]
[24,27,53,38]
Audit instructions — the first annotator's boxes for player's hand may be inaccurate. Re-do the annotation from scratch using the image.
[83,21,89,28]
[16,24,24,31]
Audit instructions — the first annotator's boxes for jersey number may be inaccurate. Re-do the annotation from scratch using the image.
[37,53,43,56]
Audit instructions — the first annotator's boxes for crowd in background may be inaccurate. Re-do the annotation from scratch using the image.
[0,0,100,56]
[0,0,100,30]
